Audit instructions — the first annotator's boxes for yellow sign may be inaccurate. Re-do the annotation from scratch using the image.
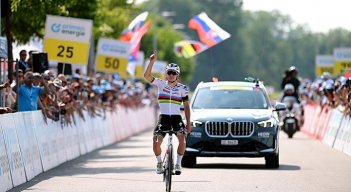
[44,15,92,65]
[43,38,89,65]
[334,61,351,75]
[95,38,130,77]
[135,66,144,79]
[96,55,129,77]
[315,66,334,77]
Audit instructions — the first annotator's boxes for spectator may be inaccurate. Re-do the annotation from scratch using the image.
[18,72,49,112]
[11,69,24,94]
[0,81,10,90]
[281,66,301,100]
[5,83,16,110]
[17,50,30,72]
[0,107,12,114]
[27,50,37,69]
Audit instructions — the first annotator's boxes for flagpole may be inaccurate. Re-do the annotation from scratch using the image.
[153,14,158,51]
[153,4,159,51]
[210,48,215,79]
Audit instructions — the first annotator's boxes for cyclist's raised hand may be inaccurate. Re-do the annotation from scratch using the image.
[150,50,157,63]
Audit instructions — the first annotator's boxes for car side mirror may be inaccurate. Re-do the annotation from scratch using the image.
[274,102,286,111]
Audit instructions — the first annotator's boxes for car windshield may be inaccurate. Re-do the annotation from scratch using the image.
[192,86,269,109]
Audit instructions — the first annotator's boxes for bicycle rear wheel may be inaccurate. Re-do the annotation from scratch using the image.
[165,144,173,192]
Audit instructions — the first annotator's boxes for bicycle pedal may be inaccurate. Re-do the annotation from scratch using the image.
[175,171,181,175]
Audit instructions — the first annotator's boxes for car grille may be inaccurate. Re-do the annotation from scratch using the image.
[205,121,254,137]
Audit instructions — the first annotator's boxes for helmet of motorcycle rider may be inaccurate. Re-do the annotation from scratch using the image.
[289,66,297,72]
[166,63,180,74]
[284,83,295,94]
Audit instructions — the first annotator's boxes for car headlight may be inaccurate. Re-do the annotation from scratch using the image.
[191,120,203,127]
[257,118,276,128]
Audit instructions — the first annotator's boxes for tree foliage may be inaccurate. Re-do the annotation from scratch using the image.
[4,0,351,88]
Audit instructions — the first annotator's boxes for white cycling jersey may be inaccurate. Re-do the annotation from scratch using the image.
[152,78,189,115]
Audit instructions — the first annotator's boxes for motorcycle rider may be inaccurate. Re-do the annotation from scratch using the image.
[281,83,303,128]
[282,84,299,103]
[281,66,301,100]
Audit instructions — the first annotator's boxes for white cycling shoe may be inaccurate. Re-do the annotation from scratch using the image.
[174,164,182,175]
[156,162,164,174]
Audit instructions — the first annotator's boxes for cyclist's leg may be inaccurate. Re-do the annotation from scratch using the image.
[153,115,168,173]
[176,132,186,155]
[172,115,186,174]
[171,115,186,154]
[153,134,164,156]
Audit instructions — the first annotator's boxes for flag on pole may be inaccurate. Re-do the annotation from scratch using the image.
[120,11,149,42]
[188,12,230,47]
[119,12,151,77]
[174,40,208,58]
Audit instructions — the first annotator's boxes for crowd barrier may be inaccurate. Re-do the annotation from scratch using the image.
[0,105,156,192]
[301,104,351,157]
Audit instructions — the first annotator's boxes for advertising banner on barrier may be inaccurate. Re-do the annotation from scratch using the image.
[14,112,42,181]
[1,114,27,187]
[323,109,344,147]
[334,114,350,152]
[73,113,87,156]
[102,112,115,146]
[63,123,80,161]
[91,115,104,149]
[342,116,351,156]
[0,121,13,192]
[82,111,97,153]
[333,114,347,151]
[1,106,156,191]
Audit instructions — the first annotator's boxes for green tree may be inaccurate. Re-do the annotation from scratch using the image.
[144,0,243,88]
[3,0,98,63]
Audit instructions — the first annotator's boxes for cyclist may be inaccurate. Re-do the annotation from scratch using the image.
[144,50,191,175]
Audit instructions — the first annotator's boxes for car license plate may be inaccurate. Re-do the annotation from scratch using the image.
[286,119,295,123]
[221,140,238,145]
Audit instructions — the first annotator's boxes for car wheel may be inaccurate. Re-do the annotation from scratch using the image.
[182,155,196,168]
[265,153,279,168]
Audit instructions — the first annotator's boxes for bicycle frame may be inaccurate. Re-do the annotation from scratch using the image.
[162,130,176,192]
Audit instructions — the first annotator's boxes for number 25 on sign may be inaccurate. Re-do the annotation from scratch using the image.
[44,38,89,65]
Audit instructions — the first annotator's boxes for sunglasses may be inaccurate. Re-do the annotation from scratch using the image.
[167,71,178,76]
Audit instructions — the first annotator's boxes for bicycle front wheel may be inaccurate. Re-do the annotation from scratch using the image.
[165,144,173,192]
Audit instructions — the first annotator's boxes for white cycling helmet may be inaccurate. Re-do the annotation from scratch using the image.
[166,63,180,74]
[284,83,295,92]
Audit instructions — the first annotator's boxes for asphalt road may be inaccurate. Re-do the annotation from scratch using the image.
[10,130,351,192]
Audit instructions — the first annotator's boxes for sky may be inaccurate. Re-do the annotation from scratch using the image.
[243,0,351,33]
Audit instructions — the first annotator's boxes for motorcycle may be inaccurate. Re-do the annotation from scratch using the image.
[279,96,301,138]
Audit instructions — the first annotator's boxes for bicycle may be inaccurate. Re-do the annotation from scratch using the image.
[158,129,178,192]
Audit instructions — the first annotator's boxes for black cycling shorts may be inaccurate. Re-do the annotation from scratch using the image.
[154,115,185,137]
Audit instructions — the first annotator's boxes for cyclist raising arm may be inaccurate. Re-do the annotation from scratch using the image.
[144,50,191,175]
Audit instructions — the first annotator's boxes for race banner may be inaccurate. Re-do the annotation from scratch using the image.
[333,48,351,76]
[43,15,93,65]
[95,38,131,77]
[315,55,334,77]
